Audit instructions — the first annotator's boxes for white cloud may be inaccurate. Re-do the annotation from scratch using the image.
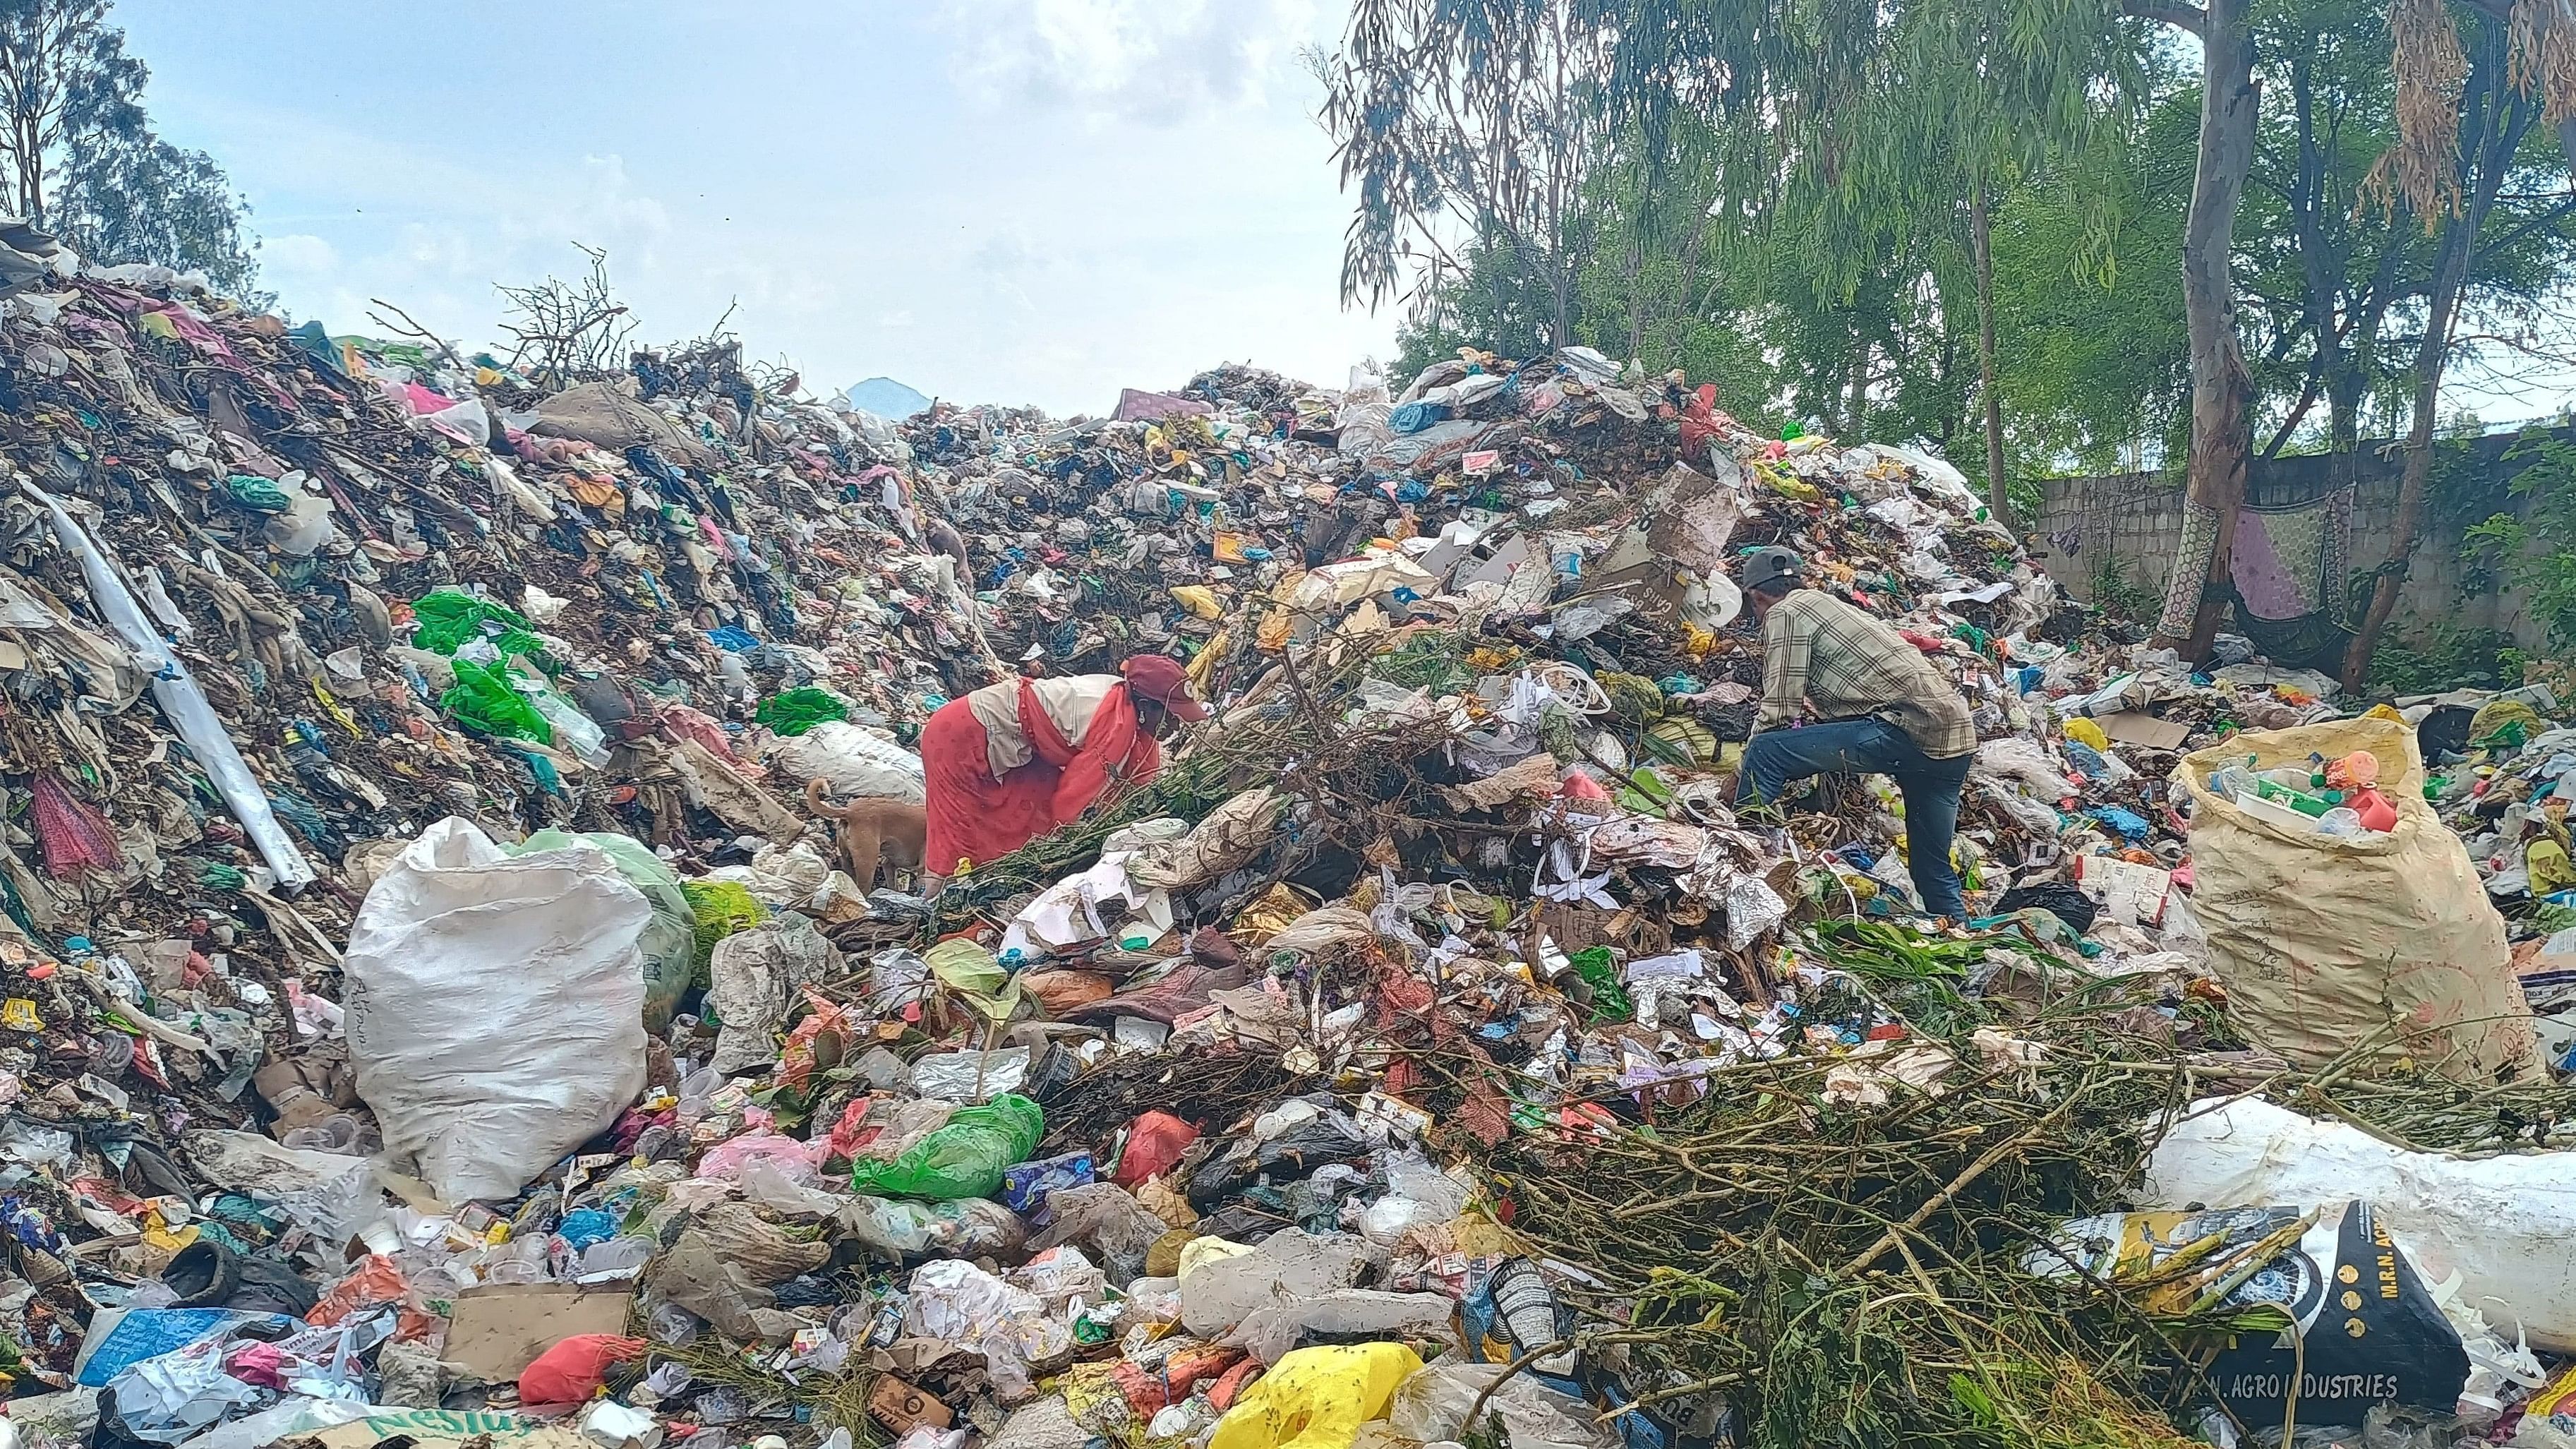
[936,0,1327,124]
[877,309,915,327]
[258,232,337,275]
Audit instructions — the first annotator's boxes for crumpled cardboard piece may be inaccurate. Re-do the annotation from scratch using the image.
[443,1282,637,1383]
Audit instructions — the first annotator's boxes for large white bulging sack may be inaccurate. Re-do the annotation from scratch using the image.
[775,720,925,803]
[2174,717,2534,1081]
[343,817,649,1202]
[2144,1096,2576,1351]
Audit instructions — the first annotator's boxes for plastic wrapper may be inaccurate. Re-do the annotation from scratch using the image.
[849,1094,1043,1201]
[705,915,840,1073]
[1206,1342,1422,1449]
[1001,1151,1093,1213]
[902,1258,1072,1400]
[1180,1229,1372,1340]
[1027,1183,1169,1287]
[1113,1112,1199,1188]
[1388,1361,1619,1449]
[1228,1288,1458,1365]
[104,1313,390,1443]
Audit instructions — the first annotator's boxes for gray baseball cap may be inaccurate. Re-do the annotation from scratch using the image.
[1739,546,1803,594]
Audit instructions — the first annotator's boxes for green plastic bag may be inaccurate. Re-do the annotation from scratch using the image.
[413,589,535,656]
[1567,945,1632,1023]
[514,829,695,1032]
[679,879,766,985]
[440,659,551,743]
[848,1093,1043,1201]
[224,474,290,512]
[754,687,850,737]
[925,937,1022,1022]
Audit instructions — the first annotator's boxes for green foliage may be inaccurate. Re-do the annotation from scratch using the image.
[2008,474,2047,525]
[2089,555,2162,623]
[0,0,264,301]
[2463,428,2576,648]
[2361,623,2517,695]
[61,131,264,303]
[1990,102,2193,473]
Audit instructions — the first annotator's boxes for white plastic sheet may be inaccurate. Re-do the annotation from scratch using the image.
[343,818,649,1201]
[774,720,926,803]
[28,485,315,887]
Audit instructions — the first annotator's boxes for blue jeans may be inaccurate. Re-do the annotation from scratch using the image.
[1738,718,1973,919]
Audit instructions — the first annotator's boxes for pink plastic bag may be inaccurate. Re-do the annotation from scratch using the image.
[695,1131,824,1182]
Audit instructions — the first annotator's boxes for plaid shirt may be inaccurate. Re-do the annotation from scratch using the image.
[1755,589,1977,759]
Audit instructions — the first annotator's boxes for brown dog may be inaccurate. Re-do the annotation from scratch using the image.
[803,778,928,892]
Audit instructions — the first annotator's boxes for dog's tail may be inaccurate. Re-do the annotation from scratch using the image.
[804,776,834,814]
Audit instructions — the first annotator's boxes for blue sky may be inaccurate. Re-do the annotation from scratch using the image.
[111,0,1395,414]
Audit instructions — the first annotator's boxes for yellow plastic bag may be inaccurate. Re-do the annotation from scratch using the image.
[2061,716,2109,752]
[2175,717,2533,1081]
[1171,585,1224,620]
[1208,1343,1424,1449]
[923,937,1023,1022]
[1189,627,1229,691]
[2531,837,2576,898]
[1177,1235,1252,1277]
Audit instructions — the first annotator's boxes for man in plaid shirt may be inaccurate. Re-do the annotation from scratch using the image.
[1728,547,1977,918]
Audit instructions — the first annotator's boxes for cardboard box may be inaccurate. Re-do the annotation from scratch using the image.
[443,1282,637,1382]
[2095,711,2191,750]
[868,1375,953,1433]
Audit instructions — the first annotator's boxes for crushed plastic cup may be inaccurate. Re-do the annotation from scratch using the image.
[578,1236,655,1280]
[280,1114,363,1154]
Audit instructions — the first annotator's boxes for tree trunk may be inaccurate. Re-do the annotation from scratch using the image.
[2151,0,2261,660]
[1970,183,2014,532]
[2342,21,2524,691]
[2324,373,2360,454]
[2340,219,2471,692]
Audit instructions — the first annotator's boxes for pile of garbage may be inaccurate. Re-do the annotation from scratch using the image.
[0,243,2572,1449]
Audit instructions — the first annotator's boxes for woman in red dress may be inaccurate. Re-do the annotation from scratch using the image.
[917,654,1209,891]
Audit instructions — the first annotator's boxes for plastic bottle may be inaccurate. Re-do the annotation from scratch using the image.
[2253,776,2333,817]
[675,1066,725,1125]
[526,687,610,768]
[2209,763,2258,801]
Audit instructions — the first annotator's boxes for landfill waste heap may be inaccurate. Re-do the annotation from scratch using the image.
[0,231,2569,1449]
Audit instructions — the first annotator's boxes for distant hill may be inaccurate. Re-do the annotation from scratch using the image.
[841,377,932,419]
